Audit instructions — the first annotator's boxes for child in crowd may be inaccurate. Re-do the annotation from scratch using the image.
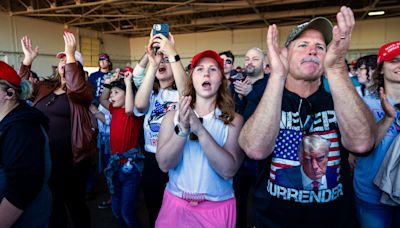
[101,71,144,228]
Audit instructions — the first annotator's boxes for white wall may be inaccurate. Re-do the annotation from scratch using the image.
[0,12,131,77]
[130,17,400,68]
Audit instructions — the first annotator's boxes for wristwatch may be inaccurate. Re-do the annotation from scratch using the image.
[174,123,189,137]
[168,54,181,63]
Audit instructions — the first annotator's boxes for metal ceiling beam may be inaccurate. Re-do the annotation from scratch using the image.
[105,5,382,36]
[361,0,380,19]
[69,0,314,26]
[66,4,104,24]
[246,0,269,25]
[10,0,127,15]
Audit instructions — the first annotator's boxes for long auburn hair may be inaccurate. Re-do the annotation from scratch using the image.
[183,65,235,124]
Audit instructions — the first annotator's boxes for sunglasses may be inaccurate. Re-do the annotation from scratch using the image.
[189,117,203,140]
[149,122,161,132]
[299,98,315,134]
[224,59,233,65]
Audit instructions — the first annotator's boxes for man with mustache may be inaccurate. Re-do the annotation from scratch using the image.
[239,7,375,227]
[231,47,269,228]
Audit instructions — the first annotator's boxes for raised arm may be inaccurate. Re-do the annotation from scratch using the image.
[19,36,40,97]
[132,53,149,88]
[62,31,93,105]
[124,71,135,115]
[134,37,162,113]
[155,33,188,95]
[99,73,119,110]
[324,7,375,153]
[239,24,288,160]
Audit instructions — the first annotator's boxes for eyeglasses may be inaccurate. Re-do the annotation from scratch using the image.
[224,59,233,65]
[189,117,203,140]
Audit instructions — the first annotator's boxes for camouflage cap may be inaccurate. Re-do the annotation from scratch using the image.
[285,17,333,48]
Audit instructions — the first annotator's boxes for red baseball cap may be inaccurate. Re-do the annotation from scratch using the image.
[122,66,134,73]
[0,61,21,87]
[190,50,224,72]
[377,40,400,65]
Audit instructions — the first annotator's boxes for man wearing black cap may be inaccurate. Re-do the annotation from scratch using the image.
[88,53,113,106]
[239,7,375,227]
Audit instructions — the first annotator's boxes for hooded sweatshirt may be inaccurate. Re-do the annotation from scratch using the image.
[0,101,49,210]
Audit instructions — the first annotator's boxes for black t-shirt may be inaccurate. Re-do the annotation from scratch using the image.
[253,85,356,228]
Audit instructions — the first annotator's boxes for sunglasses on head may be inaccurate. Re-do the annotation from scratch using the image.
[189,117,203,140]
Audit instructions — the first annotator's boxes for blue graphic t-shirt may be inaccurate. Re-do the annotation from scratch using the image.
[253,85,355,227]
[134,89,179,153]
[88,70,108,105]
[354,94,400,204]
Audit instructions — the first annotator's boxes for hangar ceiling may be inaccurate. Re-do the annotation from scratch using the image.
[1,0,399,37]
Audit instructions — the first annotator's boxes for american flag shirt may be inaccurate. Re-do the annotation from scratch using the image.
[265,86,346,204]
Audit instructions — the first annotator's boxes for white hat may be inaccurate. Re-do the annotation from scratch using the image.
[56,50,84,66]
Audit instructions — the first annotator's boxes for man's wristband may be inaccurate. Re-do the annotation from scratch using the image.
[168,54,181,63]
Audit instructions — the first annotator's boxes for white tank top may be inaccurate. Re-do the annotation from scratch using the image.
[166,108,234,201]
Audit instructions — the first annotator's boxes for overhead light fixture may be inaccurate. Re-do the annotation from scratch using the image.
[368,10,385,16]
[121,25,133,29]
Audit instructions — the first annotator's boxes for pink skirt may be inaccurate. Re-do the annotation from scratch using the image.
[155,190,236,228]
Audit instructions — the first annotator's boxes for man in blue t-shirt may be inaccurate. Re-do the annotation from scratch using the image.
[88,53,113,106]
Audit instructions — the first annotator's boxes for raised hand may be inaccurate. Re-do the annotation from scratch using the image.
[104,72,119,84]
[124,71,133,85]
[21,36,39,66]
[380,87,396,119]
[324,6,355,70]
[266,24,289,79]
[178,96,192,131]
[155,33,177,57]
[146,30,163,66]
[63,31,77,63]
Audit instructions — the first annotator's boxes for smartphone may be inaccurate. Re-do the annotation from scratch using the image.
[152,24,169,52]
[152,24,169,38]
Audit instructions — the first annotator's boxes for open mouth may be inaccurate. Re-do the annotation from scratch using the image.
[158,67,166,73]
[202,81,211,89]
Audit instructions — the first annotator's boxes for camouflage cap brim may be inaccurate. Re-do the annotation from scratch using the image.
[285,17,333,48]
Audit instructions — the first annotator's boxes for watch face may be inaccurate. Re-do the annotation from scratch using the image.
[174,124,180,135]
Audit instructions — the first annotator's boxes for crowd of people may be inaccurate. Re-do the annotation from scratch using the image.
[0,5,399,228]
